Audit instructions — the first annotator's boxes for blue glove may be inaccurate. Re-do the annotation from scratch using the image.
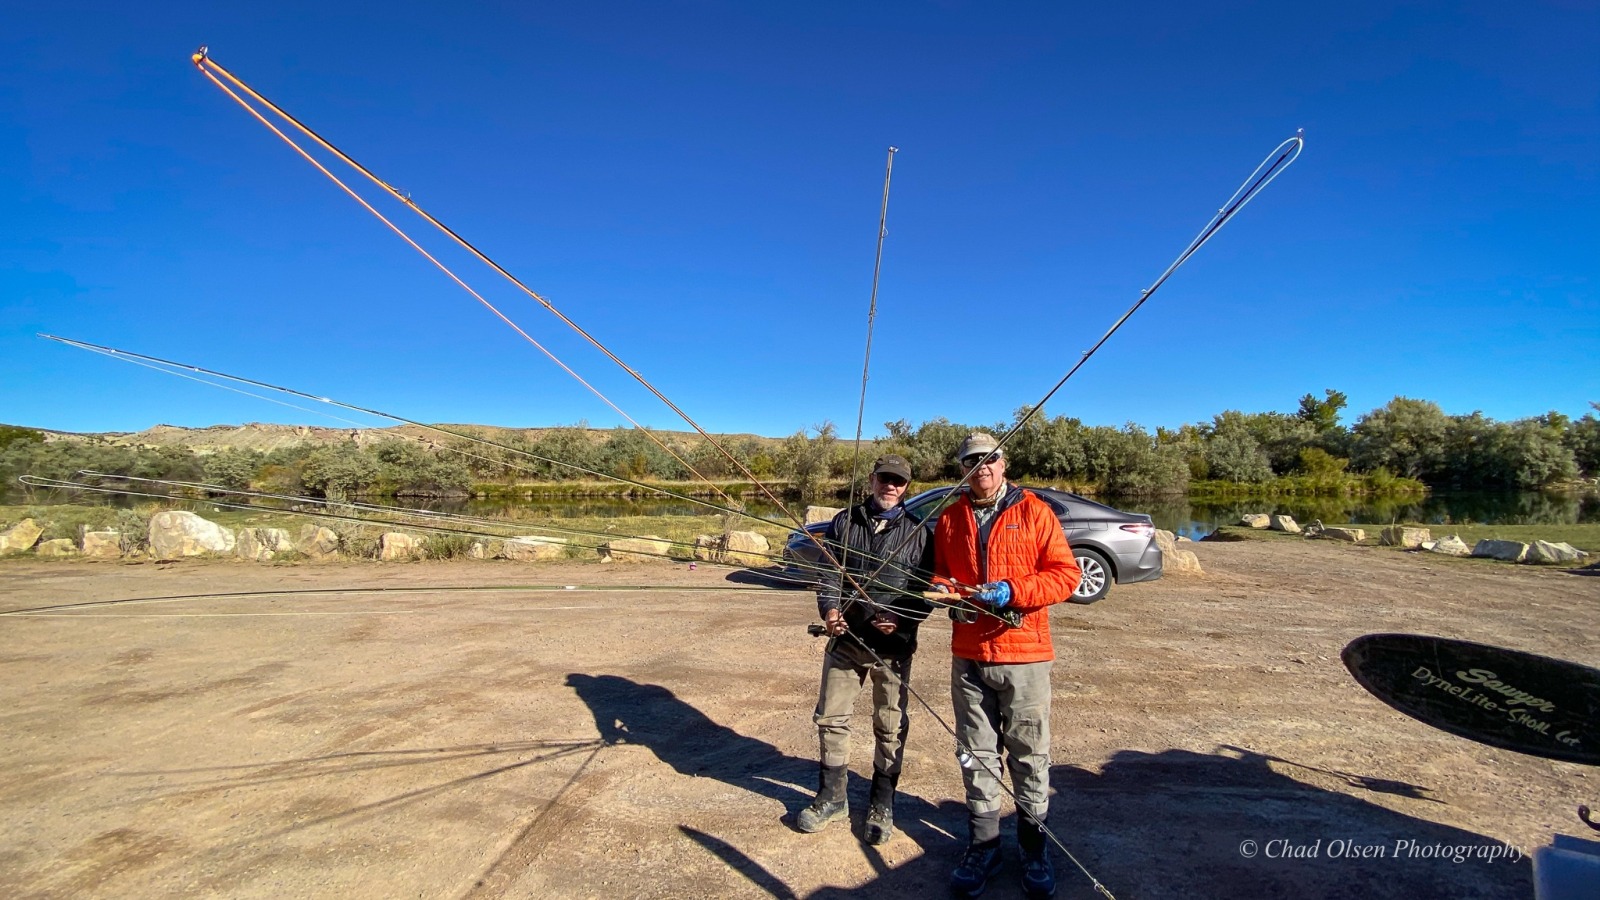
[974,581,1012,608]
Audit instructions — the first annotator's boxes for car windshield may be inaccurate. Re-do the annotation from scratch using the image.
[903,489,960,525]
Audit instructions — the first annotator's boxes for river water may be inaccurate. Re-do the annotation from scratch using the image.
[12,487,1596,542]
[439,489,1600,541]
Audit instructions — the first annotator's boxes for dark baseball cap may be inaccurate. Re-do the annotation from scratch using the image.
[871,455,912,481]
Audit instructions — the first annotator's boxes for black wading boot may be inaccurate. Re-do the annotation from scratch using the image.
[862,769,898,845]
[796,764,849,833]
[1018,816,1057,899]
[950,811,1003,898]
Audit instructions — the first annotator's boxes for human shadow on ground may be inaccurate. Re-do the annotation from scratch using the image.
[677,743,1534,899]
[566,673,969,896]
[1046,745,1532,900]
[722,568,812,590]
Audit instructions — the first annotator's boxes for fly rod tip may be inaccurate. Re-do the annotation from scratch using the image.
[191,45,209,65]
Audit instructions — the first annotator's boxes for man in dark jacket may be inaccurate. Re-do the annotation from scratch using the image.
[797,455,934,845]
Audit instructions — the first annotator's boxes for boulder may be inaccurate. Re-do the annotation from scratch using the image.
[379,532,421,561]
[1525,540,1585,565]
[296,525,340,558]
[1154,529,1203,576]
[691,531,771,567]
[1269,515,1301,534]
[80,529,123,559]
[468,541,487,560]
[1380,526,1431,549]
[0,518,43,554]
[1322,527,1366,543]
[36,538,78,557]
[501,535,567,562]
[1239,514,1271,529]
[1428,535,1472,557]
[237,527,295,561]
[149,511,236,559]
[804,506,844,526]
[692,534,720,562]
[600,537,673,563]
[1472,539,1528,563]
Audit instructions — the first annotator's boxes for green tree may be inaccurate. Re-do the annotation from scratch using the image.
[1296,389,1348,432]
[1203,423,1273,483]
[779,423,838,500]
[202,449,261,491]
[301,442,381,499]
[1350,397,1450,479]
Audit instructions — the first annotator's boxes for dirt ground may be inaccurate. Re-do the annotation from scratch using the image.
[1,538,1596,900]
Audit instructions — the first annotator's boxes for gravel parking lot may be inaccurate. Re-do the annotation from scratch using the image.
[1,539,1595,899]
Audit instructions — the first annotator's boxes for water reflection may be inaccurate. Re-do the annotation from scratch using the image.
[1119,491,1600,540]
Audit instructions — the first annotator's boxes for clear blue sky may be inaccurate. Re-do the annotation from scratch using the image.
[4,1,1596,439]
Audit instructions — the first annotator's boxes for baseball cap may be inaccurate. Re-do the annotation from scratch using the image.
[871,455,913,481]
[954,432,1002,463]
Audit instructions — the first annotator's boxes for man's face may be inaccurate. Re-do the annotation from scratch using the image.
[870,472,908,507]
[962,453,1006,495]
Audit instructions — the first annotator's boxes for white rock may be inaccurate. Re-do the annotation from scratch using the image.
[468,541,487,560]
[600,537,673,562]
[1323,527,1366,543]
[1428,535,1472,557]
[296,525,340,558]
[502,535,567,562]
[1239,514,1271,529]
[149,511,236,559]
[237,527,295,561]
[1472,539,1528,563]
[804,506,844,526]
[80,530,123,559]
[1269,515,1301,534]
[379,533,421,561]
[692,531,770,566]
[1154,529,1203,576]
[0,518,43,554]
[1525,540,1584,565]
[1380,526,1431,549]
[36,538,78,557]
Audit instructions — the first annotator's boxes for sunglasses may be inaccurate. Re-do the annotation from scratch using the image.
[875,474,908,487]
[961,454,1001,469]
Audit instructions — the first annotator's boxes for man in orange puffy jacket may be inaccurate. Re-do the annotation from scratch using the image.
[933,432,1082,900]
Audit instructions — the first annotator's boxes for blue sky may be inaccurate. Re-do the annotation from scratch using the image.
[3,1,1596,439]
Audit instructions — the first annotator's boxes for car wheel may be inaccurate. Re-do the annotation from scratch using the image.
[1071,548,1111,604]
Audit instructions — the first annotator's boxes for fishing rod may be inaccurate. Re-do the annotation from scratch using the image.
[844,146,899,510]
[820,132,1307,900]
[191,51,803,532]
[187,50,887,615]
[853,131,1306,599]
[36,334,949,582]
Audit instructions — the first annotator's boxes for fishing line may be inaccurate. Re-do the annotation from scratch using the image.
[828,133,1305,899]
[41,334,931,611]
[188,53,733,513]
[188,50,881,609]
[855,132,1305,595]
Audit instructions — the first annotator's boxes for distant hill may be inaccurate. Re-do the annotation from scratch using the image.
[22,422,787,455]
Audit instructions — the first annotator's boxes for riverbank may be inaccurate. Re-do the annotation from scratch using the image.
[1,539,1594,898]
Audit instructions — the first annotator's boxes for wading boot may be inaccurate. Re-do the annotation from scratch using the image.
[796,764,848,833]
[862,769,898,845]
[1018,817,1057,899]
[949,838,1003,898]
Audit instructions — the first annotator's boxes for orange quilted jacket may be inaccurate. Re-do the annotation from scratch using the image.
[933,485,1082,663]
